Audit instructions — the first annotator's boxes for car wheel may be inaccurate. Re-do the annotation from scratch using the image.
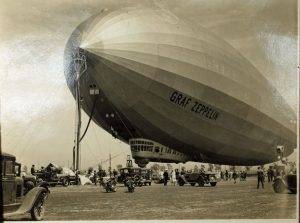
[134,175,140,182]
[210,182,217,187]
[190,183,195,186]
[273,179,285,193]
[31,192,47,220]
[178,178,185,186]
[62,178,69,187]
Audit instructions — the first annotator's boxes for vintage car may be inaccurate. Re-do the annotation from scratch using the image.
[34,163,71,186]
[2,152,50,221]
[61,167,76,185]
[273,173,297,194]
[21,171,37,194]
[177,171,218,187]
[117,167,152,186]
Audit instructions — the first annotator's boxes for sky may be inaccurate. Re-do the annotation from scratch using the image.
[0,0,298,170]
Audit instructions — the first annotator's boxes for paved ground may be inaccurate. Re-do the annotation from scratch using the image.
[5,177,297,220]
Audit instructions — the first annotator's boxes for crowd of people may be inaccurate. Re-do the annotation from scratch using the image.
[220,170,247,182]
[87,168,119,186]
[29,162,293,190]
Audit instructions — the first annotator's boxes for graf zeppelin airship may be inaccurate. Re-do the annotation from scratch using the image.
[64,7,296,167]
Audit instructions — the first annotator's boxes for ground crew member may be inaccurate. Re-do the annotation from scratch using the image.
[175,169,179,179]
[267,168,272,182]
[225,170,228,181]
[31,165,35,175]
[93,170,97,186]
[232,171,237,184]
[257,167,264,189]
[75,170,80,185]
[171,170,177,186]
[163,170,169,186]
[113,169,118,178]
[180,168,186,176]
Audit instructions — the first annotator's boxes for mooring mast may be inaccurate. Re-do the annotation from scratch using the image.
[73,49,87,171]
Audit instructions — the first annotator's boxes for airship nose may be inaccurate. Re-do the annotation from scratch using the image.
[64,27,86,97]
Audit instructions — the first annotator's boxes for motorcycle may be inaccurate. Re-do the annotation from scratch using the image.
[102,177,117,192]
[125,177,135,193]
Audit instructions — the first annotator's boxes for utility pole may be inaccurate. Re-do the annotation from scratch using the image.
[73,49,87,171]
[109,153,112,178]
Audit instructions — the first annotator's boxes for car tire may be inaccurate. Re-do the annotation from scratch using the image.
[273,179,285,193]
[31,192,47,221]
[178,178,185,186]
[62,178,69,187]
[134,175,140,181]
[210,182,217,187]
[190,183,195,186]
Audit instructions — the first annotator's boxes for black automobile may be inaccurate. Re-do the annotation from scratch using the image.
[177,171,218,187]
[33,163,71,186]
[273,173,297,194]
[117,167,152,186]
[1,152,50,221]
[21,171,37,194]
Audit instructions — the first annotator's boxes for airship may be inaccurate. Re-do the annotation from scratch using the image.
[64,7,296,167]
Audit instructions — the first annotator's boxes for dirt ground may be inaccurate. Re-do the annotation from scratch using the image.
[4,176,297,221]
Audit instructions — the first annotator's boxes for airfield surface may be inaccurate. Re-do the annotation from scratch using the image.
[5,177,297,220]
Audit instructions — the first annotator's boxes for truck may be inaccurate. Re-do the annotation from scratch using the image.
[2,152,50,221]
[177,171,218,187]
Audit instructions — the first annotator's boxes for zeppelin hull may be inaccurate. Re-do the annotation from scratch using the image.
[64,7,296,165]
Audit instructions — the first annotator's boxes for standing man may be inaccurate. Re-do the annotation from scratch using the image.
[175,169,179,180]
[257,167,264,189]
[171,170,177,186]
[113,169,118,179]
[75,170,80,185]
[267,168,272,182]
[270,167,274,182]
[232,171,237,184]
[163,169,169,186]
[180,168,186,176]
[30,165,35,175]
[93,170,97,186]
